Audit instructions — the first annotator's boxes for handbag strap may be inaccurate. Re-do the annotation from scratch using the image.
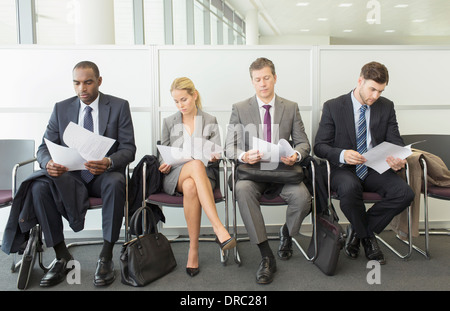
[129,205,159,239]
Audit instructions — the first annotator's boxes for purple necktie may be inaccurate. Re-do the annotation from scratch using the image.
[262,104,271,143]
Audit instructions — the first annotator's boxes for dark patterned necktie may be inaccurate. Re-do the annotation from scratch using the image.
[80,106,94,183]
[356,105,368,180]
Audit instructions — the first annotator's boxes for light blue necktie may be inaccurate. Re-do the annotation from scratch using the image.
[356,105,368,180]
[80,106,94,183]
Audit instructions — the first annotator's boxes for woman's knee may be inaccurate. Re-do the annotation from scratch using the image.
[181,178,198,197]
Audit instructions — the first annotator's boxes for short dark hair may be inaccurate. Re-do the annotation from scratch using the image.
[249,57,276,78]
[73,61,100,78]
[360,61,389,85]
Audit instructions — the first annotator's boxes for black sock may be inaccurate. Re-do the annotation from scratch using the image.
[99,240,114,261]
[257,240,274,259]
[282,223,290,236]
[53,241,72,261]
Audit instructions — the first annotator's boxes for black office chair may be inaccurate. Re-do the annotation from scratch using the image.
[401,134,450,258]
[227,155,319,266]
[0,140,35,209]
[142,154,230,265]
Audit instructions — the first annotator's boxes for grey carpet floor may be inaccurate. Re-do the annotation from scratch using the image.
[1,232,449,292]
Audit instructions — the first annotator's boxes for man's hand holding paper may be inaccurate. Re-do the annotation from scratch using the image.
[252,137,296,164]
[362,141,412,174]
[45,122,116,172]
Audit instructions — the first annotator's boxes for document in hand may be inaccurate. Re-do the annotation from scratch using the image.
[252,137,296,163]
[45,122,116,171]
[157,138,223,167]
[363,141,414,174]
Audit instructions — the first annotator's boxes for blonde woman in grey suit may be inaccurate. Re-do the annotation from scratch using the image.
[159,77,235,277]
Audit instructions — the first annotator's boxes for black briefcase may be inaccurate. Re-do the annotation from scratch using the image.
[236,162,304,184]
[307,204,345,276]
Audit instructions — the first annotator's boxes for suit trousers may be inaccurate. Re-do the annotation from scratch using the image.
[331,166,414,238]
[235,180,311,244]
[31,170,126,248]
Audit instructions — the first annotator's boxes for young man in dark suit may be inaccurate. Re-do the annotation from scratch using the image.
[314,61,414,265]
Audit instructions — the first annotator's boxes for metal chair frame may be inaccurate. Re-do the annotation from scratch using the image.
[11,164,131,289]
[401,134,450,259]
[327,160,416,260]
[227,156,319,266]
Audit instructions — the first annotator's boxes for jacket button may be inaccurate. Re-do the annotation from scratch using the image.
[19,219,25,223]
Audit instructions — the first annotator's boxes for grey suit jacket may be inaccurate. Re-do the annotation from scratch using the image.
[314,91,404,167]
[37,92,136,171]
[225,95,310,160]
[160,109,221,187]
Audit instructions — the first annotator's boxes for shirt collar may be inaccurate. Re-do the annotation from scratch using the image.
[351,89,369,114]
[80,95,100,112]
[256,94,276,108]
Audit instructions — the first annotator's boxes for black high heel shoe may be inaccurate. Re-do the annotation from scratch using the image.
[215,236,236,251]
[186,267,200,277]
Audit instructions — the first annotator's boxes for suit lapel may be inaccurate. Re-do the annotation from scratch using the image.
[369,100,381,146]
[343,92,357,149]
[171,112,184,148]
[68,98,80,124]
[273,95,284,143]
[98,93,110,136]
[248,96,263,140]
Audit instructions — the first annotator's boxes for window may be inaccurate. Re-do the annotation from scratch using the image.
[0,0,17,44]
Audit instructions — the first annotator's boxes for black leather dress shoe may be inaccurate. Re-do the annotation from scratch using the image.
[256,256,277,285]
[94,258,115,286]
[361,237,386,265]
[344,224,360,259]
[40,257,73,287]
[277,226,293,260]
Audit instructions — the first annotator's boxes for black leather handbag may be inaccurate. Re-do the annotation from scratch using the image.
[120,205,177,287]
[307,204,345,276]
[236,162,304,184]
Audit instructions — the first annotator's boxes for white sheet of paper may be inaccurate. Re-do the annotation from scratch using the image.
[63,122,116,161]
[363,141,413,174]
[252,137,296,163]
[157,145,192,167]
[158,139,224,167]
[44,138,86,171]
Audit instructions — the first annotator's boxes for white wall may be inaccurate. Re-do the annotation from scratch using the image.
[1,45,449,241]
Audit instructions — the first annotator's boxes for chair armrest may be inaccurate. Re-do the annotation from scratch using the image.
[12,157,37,198]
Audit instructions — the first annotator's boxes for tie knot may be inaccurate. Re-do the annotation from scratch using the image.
[360,104,367,113]
[85,105,93,113]
[262,104,271,111]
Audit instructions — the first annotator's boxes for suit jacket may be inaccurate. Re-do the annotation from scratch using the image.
[160,109,221,186]
[2,92,136,254]
[314,91,404,167]
[225,95,310,160]
[37,92,136,171]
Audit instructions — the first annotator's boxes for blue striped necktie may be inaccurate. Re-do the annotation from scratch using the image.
[80,106,94,183]
[356,104,368,180]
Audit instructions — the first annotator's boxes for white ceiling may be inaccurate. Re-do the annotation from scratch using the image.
[226,0,450,44]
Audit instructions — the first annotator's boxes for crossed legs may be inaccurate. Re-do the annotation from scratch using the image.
[176,160,232,269]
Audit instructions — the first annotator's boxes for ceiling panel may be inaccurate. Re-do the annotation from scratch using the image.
[227,0,450,44]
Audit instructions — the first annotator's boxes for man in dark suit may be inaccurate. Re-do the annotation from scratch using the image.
[225,58,311,284]
[32,61,136,286]
[314,61,414,264]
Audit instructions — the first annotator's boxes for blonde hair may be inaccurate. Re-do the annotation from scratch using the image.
[170,77,202,109]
